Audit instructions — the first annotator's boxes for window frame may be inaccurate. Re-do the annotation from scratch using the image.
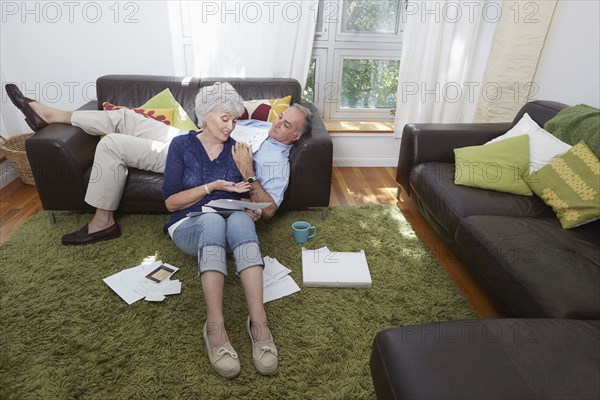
[329,48,402,119]
[312,0,405,120]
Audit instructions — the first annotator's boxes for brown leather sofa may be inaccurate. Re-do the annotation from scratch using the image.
[25,75,333,221]
[370,100,599,399]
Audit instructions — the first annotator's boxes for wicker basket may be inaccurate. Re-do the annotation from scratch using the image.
[0,133,35,186]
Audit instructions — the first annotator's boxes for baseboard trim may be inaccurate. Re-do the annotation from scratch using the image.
[333,157,398,167]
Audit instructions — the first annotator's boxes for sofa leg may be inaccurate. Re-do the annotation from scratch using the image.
[47,211,56,225]
[321,207,328,221]
[396,187,402,199]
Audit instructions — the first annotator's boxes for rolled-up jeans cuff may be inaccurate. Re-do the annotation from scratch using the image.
[233,241,264,274]
[199,245,227,276]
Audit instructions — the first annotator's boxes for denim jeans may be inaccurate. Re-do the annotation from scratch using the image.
[171,211,264,275]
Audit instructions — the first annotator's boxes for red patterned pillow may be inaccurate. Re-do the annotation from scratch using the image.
[240,96,291,122]
[102,102,174,126]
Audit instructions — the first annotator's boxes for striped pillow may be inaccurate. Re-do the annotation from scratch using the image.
[527,141,600,228]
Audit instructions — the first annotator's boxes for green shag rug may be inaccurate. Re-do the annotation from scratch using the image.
[0,206,475,399]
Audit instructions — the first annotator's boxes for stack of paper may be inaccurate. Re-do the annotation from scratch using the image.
[302,247,372,288]
[262,257,301,303]
[103,260,182,304]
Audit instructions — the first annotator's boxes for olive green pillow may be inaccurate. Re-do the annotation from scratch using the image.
[527,141,600,229]
[454,135,532,196]
[141,88,199,131]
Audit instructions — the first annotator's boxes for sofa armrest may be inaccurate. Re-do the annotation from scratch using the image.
[396,122,511,196]
[25,120,99,211]
[280,103,333,211]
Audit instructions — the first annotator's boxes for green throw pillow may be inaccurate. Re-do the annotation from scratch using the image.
[141,88,199,131]
[527,141,600,229]
[544,104,600,159]
[454,135,532,196]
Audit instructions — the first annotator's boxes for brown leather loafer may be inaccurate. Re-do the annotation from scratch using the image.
[5,83,49,131]
[61,223,121,246]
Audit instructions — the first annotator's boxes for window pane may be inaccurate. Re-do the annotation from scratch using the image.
[342,0,400,34]
[340,59,399,109]
[302,58,317,104]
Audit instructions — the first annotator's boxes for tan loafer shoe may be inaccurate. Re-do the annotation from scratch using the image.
[203,322,240,379]
[246,316,278,375]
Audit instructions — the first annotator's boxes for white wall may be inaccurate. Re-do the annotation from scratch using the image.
[1,1,177,137]
[332,134,401,167]
[532,1,600,107]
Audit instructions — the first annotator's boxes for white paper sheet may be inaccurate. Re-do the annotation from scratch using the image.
[206,199,272,210]
[103,261,181,304]
[231,125,269,152]
[264,275,301,303]
[261,256,301,303]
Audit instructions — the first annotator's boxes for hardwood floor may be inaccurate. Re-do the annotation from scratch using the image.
[0,178,42,243]
[0,168,500,318]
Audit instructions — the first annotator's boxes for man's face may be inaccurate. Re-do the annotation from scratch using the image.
[268,107,305,145]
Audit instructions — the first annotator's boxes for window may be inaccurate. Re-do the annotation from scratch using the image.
[306,0,404,120]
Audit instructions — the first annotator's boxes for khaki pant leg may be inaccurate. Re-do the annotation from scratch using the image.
[71,109,182,142]
[84,134,170,210]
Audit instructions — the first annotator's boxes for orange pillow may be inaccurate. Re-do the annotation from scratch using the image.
[102,102,175,126]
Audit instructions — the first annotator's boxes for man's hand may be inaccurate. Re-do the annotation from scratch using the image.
[232,142,255,179]
[232,141,278,219]
[245,208,263,222]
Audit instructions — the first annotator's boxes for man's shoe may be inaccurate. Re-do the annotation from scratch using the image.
[5,83,49,131]
[246,316,278,375]
[61,223,121,246]
[203,322,241,379]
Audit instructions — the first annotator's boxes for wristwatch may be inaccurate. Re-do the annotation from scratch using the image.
[247,176,257,184]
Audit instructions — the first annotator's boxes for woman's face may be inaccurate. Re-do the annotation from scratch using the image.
[204,110,238,142]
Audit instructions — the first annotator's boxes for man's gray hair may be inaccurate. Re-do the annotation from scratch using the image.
[195,82,244,127]
[291,103,313,136]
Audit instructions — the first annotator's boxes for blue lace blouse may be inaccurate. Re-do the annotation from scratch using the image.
[162,131,243,232]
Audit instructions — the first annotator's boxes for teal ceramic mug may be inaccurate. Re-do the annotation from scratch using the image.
[291,221,316,244]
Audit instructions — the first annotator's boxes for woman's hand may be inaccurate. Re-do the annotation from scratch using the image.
[213,179,251,193]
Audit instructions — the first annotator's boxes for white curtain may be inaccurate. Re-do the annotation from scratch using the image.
[188,1,318,88]
[394,0,496,138]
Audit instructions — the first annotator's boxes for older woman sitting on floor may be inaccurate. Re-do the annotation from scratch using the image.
[162,82,278,379]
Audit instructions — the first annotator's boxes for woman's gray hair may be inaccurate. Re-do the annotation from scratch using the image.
[195,82,244,127]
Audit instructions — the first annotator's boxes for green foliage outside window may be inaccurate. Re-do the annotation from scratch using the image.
[302,58,317,104]
[344,0,400,33]
[341,59,399,108]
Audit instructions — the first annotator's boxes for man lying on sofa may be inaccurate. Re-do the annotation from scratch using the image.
[5,84,312,245]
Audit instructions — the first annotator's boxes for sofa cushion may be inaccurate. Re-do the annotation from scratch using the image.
[455,215,600,318]
[140,88,199,131]
[102,102,175,126]
[527,141,600,229]
[454,135,532,195]
[371,319,600,400]
[410,162,554,235]
[240,95,291,122]
[487,113,571,174]
[544,104,600,158]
